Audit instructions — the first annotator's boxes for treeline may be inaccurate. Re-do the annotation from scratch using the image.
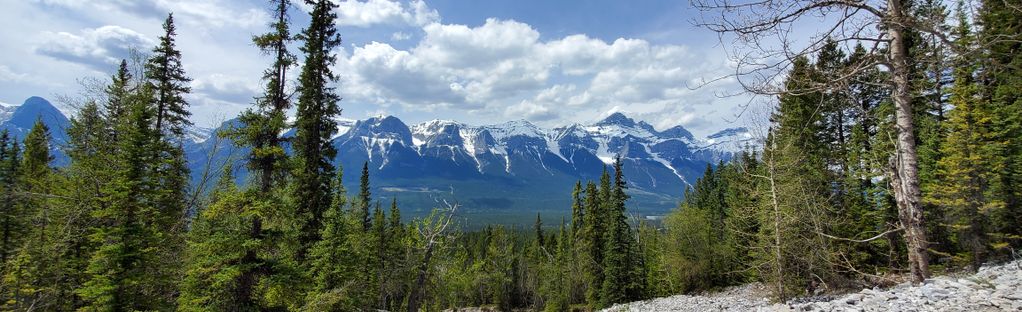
[658,0,1022,300]
[425,159,649,311]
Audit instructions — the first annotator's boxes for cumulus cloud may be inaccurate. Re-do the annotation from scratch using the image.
[505,100,558,121]
[335,17,741,133]
[31,0,267,28]
[35,25,155,71]
[299,0,439,27]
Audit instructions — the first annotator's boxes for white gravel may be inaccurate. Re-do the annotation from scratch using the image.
[604,260,1022,312]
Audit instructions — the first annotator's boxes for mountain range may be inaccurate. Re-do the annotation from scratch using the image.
[1,96,758,224]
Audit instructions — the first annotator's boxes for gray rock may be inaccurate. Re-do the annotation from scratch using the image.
[604,260,1021,312]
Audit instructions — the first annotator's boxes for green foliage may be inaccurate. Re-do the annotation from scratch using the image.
[146,13,193,137]
[292,0,344,256]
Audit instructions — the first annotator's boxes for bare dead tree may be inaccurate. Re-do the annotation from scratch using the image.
[688,0,965,283]
[406,199,460,312]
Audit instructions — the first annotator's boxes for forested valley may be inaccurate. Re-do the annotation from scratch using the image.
[0,0,1020,311]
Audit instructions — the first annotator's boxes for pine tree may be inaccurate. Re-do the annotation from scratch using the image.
[178,166,263,311]
[146,13,192,137]
[927,7,1001,270]
[78,84,167,311]
[0,130,22,267]
[358,162,372,231]
[305,166,360,311]
[383,198,404,310]
[372,203,387,308]
[600,156,641,306]
[581,180,603,307]
[234,0,296,193]
[570,181,584,235]
[143,14,193,303]
[3,119,63,310]
[206,1,297,307]
[979,0,1022,248]
[534,213,544,248]
[106,59,133,136]
[293,0,343,255]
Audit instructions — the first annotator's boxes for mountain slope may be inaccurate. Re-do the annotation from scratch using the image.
[1,96,760,223]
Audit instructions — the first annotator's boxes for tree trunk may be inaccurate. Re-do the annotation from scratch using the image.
[767,157,784,300]
[407,243,434,312]
[886,0,930,284]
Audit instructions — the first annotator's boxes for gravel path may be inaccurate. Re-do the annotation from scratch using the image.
[604,260,1022,312]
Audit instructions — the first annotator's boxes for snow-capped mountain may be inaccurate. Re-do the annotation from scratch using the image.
[318,112,756,215]
[1,96,760,220]
[0,102,17,122]
[0,97,71,166]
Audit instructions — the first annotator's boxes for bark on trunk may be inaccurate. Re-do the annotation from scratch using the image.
[886,0,930,284]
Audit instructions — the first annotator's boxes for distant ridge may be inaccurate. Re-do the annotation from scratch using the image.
[1,96,760,223]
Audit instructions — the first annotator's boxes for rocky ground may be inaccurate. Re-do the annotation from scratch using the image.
[604,260,1022,311]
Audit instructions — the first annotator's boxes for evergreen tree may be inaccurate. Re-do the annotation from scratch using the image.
[146,13,192,137]
[759,56,835,299]
[570,181,584,235]
[305,166,361,311]
[178,166,263,311]
[0,130,22,267]
[234,0,296,193]
[581,180,603,307]
[106,59,133,135]
[979,0,1022,248]
[600,156,641,306]
[927,8,1000,270]
[293,0,343,254]
[534,213,544,248]
[358,162,371,231]
[78,84,168,311]
[209,1,297,307]
[6,119,78,310]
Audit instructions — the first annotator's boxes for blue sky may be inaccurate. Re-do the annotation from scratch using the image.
[0,0,756,136]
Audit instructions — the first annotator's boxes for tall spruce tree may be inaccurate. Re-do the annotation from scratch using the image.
[235,0,296,192]
[146,13,192,137]
[928,7,1000,270]
[581,179,604,307]
[79,84,163,311]
[145,13,192,303]
[202,1,297,308]
[293,0,342,254]
[600,156,641,306]
[979,0,1022,247]
[358,162,371,231]
[106,59,133,136]
[0,130,22,268]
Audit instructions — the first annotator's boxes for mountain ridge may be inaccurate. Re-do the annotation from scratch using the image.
[0,96,759,223]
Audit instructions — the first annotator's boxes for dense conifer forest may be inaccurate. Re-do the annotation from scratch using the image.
[0,0,1019,311]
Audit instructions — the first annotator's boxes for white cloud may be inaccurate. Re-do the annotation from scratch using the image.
[35,25,155,71]
[0,65,30,82]
[505,100,557,121]
[191,73,261,104]
[330,0,439,27]
[335,17,743,133]
[31,0,267,29]
[391,31,411,41]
